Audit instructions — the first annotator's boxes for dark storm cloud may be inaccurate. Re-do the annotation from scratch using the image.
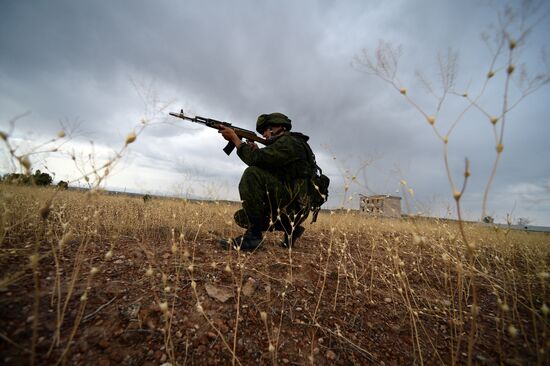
[1,0,549,224]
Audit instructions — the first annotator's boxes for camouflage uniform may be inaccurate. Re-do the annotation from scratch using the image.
[218,112,317,251]
[234,131,315,233]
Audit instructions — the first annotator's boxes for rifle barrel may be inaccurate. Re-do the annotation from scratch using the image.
[169,111,268,146]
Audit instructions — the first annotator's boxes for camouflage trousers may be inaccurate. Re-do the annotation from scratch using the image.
[234,166,308,232]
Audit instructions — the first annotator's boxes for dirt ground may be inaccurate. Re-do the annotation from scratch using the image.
[0,226,541,365]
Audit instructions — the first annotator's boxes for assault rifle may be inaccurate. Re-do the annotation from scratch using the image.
[169,110,269,155]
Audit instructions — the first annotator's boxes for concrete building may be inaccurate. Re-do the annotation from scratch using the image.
[359,194,402,218]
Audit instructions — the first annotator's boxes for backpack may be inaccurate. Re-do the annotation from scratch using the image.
[302,141,330,223]
[310,166,330,222]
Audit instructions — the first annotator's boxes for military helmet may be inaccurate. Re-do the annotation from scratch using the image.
[256,112,292,134]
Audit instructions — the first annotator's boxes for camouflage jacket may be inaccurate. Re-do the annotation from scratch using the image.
[237,131,316,203]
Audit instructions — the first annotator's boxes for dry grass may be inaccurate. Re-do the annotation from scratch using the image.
[2,2,547,365]
[1,184,548,365]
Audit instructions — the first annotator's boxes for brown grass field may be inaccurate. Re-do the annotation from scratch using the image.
[0,185,549,365]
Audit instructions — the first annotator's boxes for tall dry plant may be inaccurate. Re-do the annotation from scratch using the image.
[353,1,550,222]
[0,94,172,365]
[353,1,550,365]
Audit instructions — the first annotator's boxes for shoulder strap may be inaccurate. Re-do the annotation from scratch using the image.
[302,140,321,176]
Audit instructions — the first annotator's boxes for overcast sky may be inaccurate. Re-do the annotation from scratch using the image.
[1,0,549,225]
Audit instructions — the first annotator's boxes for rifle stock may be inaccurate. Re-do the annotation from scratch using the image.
[169,110,268,155]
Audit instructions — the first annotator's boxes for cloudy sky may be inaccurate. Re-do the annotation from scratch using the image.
[1,0,549,225]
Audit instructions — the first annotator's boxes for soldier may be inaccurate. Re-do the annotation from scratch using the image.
[218,112,316,251]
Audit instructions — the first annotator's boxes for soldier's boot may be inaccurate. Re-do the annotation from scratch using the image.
[220,220,264,251]
[281,225,305,248]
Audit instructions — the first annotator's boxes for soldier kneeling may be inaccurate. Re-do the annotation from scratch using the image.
[218,112,316,251]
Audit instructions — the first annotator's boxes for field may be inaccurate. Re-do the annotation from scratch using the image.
[1,185,549,365]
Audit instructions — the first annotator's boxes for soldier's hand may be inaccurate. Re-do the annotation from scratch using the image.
[218,125,240,145]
